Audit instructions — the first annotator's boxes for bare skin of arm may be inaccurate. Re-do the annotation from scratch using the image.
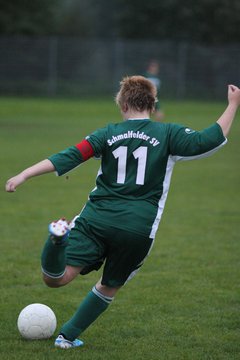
[217,85,240,137]
[5,159,55,192]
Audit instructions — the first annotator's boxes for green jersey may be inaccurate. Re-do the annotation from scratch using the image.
[49,119,226,238]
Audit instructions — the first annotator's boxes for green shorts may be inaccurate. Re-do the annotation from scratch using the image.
[66,217,153,287]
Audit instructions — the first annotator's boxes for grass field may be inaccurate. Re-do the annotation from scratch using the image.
[1,96,240,360]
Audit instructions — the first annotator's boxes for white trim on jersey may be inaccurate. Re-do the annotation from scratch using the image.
[149,156,176,239]
[172,139,227,162]
[149,138,227,239]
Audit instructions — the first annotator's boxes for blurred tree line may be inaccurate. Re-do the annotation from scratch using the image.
[0,0,239,44]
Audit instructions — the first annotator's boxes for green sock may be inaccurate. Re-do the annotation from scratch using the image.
[41,235,67,278]
[60,290,111,341]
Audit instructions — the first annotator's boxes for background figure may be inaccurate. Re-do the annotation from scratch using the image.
[145,60,164,121]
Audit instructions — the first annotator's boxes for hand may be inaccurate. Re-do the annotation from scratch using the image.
[228,85,240,107]
[5,173,26,192]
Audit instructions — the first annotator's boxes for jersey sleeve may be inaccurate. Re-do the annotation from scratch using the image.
[85,126,107,157]
[48,127,107,176]
[48,140,94,176]
[169,123,227,161]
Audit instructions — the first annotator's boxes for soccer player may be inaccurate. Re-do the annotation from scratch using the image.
[5,77,240,349]
[144,60,164,121]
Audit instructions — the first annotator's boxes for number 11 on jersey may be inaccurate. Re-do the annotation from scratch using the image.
[112,146,148,185]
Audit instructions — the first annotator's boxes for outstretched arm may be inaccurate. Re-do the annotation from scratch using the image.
[6,139,96,192]
[217,85,240,137]
[5,159,55,192]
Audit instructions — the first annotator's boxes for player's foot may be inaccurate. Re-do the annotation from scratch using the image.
[48,218,70,244]
[54,334,84,349]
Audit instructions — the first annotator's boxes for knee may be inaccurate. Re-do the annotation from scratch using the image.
[96,283,121,298]
[42,266,81,288]
[42,274,62,288]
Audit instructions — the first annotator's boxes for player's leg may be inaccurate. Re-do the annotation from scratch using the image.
[56,279,121,347]
[42,264,83,288]
[41,217,103,288]
[67,229,153,345]
[101,228,153,289]
[44,217,111,348]
[55,225,153,349]
[41,218,69,283]
[95,278,121,297]
[54,221,119,348]
[41,218,83,287]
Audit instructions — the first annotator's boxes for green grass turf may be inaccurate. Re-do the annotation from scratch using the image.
[1,97,240,360]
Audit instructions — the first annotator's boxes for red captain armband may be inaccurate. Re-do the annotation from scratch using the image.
[75,139,94,161]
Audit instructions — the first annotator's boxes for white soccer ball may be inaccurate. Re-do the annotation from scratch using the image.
[17,303,57,340]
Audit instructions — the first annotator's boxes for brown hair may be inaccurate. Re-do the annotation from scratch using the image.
[115,75,157,113]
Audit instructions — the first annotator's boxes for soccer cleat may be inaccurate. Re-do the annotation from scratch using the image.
[68,214,79,230]
[54,334,84,349]
[48,218,70,244]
